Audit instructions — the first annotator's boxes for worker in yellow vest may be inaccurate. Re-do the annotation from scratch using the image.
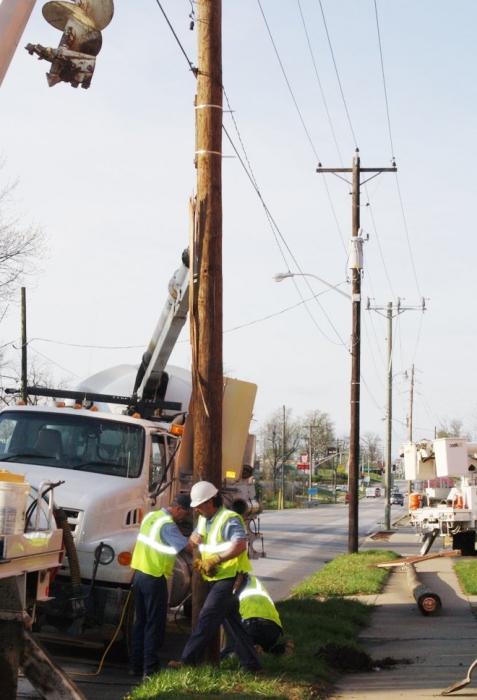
[130,493,192,678]
[168,481,261,672]
[237,575,286,653]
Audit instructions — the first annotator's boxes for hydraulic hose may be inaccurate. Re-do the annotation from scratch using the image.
[53,506,81,588]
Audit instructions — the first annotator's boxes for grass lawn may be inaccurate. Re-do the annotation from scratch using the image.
[454,559,477,594]
[126,550,398,700]
[292,550,400,598]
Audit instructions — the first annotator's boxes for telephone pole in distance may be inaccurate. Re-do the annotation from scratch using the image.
[367,298,426,529]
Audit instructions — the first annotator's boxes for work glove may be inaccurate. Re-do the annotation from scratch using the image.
[193,555,221,577]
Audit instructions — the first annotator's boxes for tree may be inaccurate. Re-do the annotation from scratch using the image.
[0,356,69,406]
[361,432,382,469]
[300,410,335,461]
[436,419,469,439]
[258,407,301,486]
[0,171,44,306]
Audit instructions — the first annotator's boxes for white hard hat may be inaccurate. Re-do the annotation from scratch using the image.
[190,481,218,508]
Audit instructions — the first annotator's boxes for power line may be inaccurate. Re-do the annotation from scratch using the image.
[317,0,358,148]
[153,0,348,347]
[257,0,321,163]
[153,0,197,75]
[373,0,394,158]
[297,0,343,166]
[223,125,348,348]
[372,0,422,299]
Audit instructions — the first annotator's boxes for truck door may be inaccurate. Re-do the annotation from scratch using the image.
[149,433,179,500]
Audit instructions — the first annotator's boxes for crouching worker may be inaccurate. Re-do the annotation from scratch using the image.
[237,575,287,654]
[129,494,192,678]
[168,480,261,673]
[221,574,286,658]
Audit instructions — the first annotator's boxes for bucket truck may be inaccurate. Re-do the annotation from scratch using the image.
[404,438,477,549]
[0,249,262,647]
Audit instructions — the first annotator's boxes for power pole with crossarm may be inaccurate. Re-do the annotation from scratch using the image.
[317,149,397,553]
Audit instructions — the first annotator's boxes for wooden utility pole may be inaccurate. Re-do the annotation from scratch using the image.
[367,300,426,529]
[385,301,393,529]
[190,0,223,488]
[280,404,286,508]
[21,287,27,403]
[408,364,415,442]
[317,150,396,552]
[190,0,223,647]
[317,151,397,550]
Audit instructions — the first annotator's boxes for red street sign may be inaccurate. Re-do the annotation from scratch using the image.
[297,463,309,471]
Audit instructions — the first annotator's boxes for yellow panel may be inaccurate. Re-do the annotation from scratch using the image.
[222,378,257,479]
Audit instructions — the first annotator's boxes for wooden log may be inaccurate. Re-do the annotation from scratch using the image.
[375,549,460,569]
[405,563,441,615]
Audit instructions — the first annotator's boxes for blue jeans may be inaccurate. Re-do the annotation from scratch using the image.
[181,577,261,671]
[131,570,168,675]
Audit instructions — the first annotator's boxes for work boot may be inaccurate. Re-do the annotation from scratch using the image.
[167,660,185,670]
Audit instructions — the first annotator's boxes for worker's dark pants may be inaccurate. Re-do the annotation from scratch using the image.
[181,577,261,671]
[131,571,168,675]
[221,618,283,657]
[243,618,283,652]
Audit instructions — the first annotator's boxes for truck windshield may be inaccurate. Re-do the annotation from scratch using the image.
[0,411,144,478]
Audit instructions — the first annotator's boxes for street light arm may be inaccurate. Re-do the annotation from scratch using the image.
[273,271,351,299]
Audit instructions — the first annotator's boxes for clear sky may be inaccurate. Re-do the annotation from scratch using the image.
[1,1,476,453]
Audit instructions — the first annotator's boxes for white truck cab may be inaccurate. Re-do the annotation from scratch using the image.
[0,403,190,640]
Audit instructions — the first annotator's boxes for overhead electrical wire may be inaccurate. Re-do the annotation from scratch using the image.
[29,345,80,379]
[317,0,358,149]
[297,0,343,166]
[152,0,348,348]
[372,0,422,299]
[150,0,387,415]
[222,125,348,348]
[256,0,321,163]
[295,0,347,254]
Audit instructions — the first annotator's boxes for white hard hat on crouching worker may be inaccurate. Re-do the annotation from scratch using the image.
[190,480,218,508]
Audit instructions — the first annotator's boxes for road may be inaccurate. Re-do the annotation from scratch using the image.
[252,497,392,599]
[17,498,395,699]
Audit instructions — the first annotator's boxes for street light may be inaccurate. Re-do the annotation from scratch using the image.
[273,271,351,299]
[273,263,362,553]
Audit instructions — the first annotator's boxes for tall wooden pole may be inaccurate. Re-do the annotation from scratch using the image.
[190,0,223,649]
[408,364,415,442]
[348,151,361,553]
[21,287,27,403]
[384,301,393,530]
[317,151,397,553]
[191,0,223,487]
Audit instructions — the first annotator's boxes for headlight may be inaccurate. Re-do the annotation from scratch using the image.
[95,544,115,565]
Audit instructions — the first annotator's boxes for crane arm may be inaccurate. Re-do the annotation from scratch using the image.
[133,249,190,401]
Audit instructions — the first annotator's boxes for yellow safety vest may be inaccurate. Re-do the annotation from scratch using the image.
[197,507,251,581]
[239,575,282,628]
[131,509,178,578]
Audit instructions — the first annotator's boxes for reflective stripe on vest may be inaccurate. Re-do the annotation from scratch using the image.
[239,577,273,604]
[197,507,251,581]
[131,510,178,577]
[238,575,282,628]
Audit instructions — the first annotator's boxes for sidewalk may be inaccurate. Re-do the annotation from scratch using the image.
[330,528,477,699]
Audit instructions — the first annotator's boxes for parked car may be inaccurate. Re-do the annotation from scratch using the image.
[390,492,404,506]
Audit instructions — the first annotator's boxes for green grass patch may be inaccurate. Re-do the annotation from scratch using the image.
[291,550,400,598]
[127,551,397,699]
[454,560,477,594]
[126,597,371,700]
